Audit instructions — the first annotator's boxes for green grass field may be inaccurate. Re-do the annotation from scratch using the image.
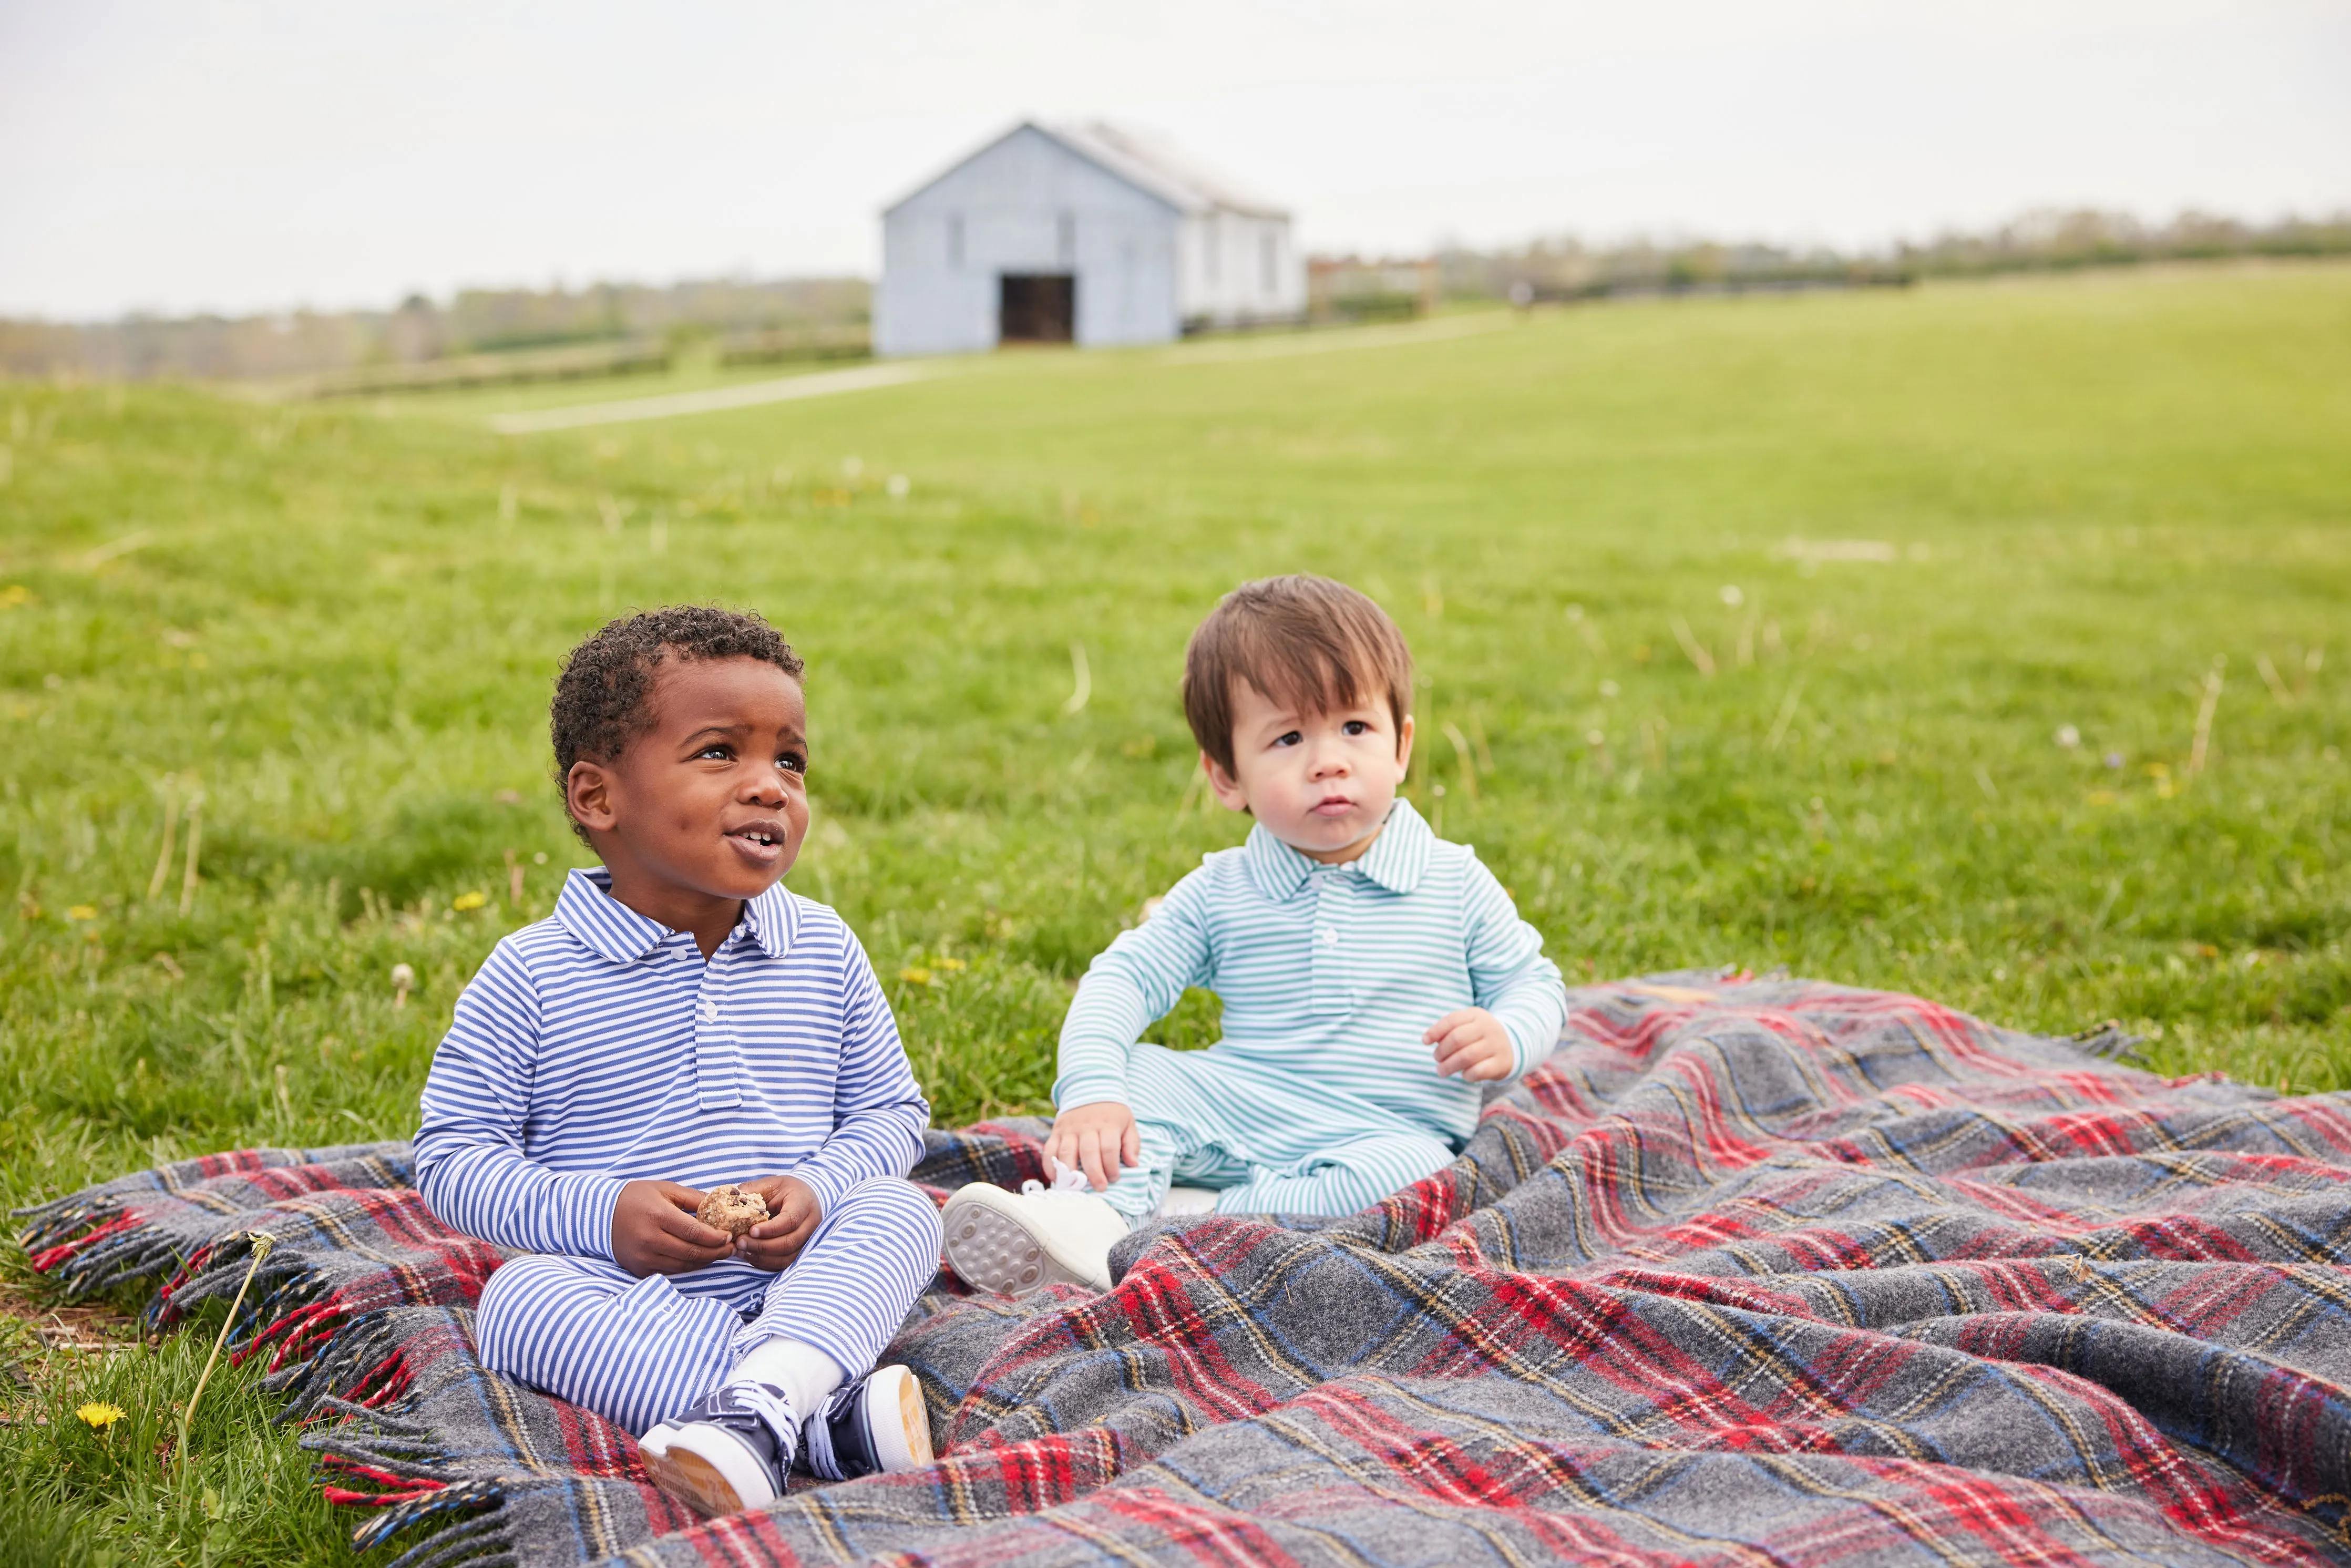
[3,261,2347,1564]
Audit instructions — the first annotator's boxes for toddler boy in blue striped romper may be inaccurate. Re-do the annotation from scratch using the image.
[416,607,943,1519]
[941,575,1567,1294]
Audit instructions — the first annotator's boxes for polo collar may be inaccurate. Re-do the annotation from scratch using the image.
[553,868,794,964]
[738,883,794,959]
[1239,797,1433,903]
[1356,797,1434,894]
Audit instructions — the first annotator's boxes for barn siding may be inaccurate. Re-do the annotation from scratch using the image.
[1177,212,1304,327]
[878,125,1185,355]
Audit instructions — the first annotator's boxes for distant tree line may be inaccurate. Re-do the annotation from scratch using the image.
[0,275,870,384]
[5,208,2345,382]
[1441,208,2351,302]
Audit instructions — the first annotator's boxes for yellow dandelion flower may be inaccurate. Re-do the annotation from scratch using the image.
[67,905,98,921]
[898,966,933,987]
[936,956,966,972]
[77,1401,127,1430]
[451,890,488,911]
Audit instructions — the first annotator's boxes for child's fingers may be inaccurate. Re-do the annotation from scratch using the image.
[735,1237,792,1270]
[1081,1129,1118,1191]
[1434,1034,1506,1080]
[655,1181,709,1213]
[1422,1008,1483,1044]
[1460,1053,1509,1083]
[741,1210,817,1262]
[1122,1119,1141,1169]
[1429,1024,1478,1064]
[641,1211,702,1246]
[654,1204,731,1249]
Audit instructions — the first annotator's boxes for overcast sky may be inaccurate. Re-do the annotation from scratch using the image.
[2,0,2345,320]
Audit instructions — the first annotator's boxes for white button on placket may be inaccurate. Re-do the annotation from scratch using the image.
[1310,875,1349,1012]
[694,997,740,1108]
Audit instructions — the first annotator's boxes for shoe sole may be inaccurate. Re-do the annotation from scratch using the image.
[641,1441,747,1519]
[940,1193,1097,1295]
[861,1364,935,1471]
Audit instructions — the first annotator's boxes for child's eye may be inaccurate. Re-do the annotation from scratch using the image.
[696,744,733,761]
[1341,720,1370,736]
[778,754,806,774]
[1272,731,1302,748]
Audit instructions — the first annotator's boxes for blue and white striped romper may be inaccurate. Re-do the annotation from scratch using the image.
[415,868,940,1433]
[1056,799,1568,1222]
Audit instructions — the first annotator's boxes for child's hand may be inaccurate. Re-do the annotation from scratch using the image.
[734,1175,823,1270]
[1045,1101,1139,1193]
[1426,1008,1515,1083]
[611,1180,735,1277]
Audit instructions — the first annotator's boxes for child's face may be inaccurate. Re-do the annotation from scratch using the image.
[566,655,811,907]
[1204,679,1414,863]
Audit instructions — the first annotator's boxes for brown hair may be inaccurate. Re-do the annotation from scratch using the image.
[1182,575,1414,775]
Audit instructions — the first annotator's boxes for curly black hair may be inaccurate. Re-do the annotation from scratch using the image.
[550,605,805,842]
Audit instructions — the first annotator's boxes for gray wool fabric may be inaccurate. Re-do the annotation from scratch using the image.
[19,972,2351,1566]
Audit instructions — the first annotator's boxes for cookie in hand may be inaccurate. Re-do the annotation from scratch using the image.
[695,1183,768,1237]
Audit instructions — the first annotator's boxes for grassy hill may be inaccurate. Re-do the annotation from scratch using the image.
[2,260,2347,1563]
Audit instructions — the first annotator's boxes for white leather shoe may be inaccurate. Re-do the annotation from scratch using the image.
[1156,1185,1220,1217]
[940,1175,1130,1294]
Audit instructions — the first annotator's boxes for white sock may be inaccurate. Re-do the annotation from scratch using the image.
[1156,1185,1220,1218]
[727,1335,846,1423]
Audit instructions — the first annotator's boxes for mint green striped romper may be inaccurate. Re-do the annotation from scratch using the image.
[1055,800,1568,1223]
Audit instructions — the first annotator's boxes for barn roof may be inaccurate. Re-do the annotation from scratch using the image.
[1045,122,1287,219]
[883,120,1288,220]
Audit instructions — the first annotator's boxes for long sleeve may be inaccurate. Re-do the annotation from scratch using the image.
[414,942,627,1259]
[789,934,931,1214]
[1460,857,1568,1078]
[1054,866,1218,1110]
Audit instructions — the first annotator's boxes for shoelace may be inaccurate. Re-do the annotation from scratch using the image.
[799,1383,853,1481]
[718,1380,803,1469]
[1020,1160,1092,1198]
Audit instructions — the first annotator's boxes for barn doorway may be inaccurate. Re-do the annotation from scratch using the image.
[999,274,1075,344]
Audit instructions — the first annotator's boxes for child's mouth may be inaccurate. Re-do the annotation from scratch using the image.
[1312,796,1354,817]
[725,824,787,863]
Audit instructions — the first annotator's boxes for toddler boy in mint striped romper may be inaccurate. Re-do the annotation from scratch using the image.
[942,575,1567,1294]
[416,608,942,1521]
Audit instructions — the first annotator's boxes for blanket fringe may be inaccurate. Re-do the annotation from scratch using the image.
[350,1481,511,1568]
[18,1204,187,1300]
[2069,1019,2149,1065]
[20,1201,494,1563]
[273,1314,412,1420]
[282,1317,510,1564]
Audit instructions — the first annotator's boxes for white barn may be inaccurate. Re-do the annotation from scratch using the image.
[875,121,1303,356]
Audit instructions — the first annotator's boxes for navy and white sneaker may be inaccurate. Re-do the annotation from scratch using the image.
[640,1366,933,1517]
[639,1380,801,1518]
[802,1364,933,1481]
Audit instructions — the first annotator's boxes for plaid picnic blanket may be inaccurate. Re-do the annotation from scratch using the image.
[19,972,2351,1567]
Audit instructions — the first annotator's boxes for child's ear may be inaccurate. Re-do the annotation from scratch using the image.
[566,760,619,836]
[1202,751,1250,814]
[1394,713,1415,776]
